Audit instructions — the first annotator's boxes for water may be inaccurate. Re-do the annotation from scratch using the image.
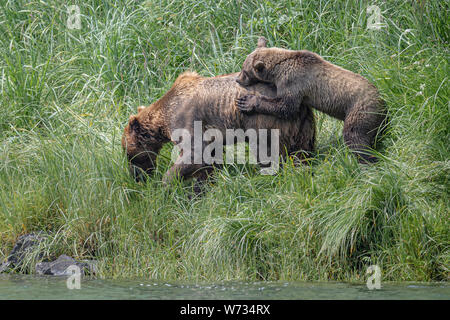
[0,274,448,299]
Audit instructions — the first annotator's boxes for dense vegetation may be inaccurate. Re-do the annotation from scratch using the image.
[0,0,448,282]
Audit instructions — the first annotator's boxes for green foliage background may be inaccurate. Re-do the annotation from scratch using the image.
[0,0,448,281]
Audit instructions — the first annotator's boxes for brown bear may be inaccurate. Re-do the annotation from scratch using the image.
[236,37,387,163]
[122,71,316,187]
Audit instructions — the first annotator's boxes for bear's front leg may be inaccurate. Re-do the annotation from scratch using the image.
[236,94,299,119]
[162,163,199,185]
[162,163,218,195]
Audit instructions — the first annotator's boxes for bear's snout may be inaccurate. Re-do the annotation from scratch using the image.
[236,71,254,87]
[127,150,157,182]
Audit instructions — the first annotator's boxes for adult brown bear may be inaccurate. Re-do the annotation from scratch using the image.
[122,71,316,188]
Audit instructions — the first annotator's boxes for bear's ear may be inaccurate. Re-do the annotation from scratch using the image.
[137,106,145,113]
[129,115,140,131]
[254,60,265,72]
[257,37,267,48]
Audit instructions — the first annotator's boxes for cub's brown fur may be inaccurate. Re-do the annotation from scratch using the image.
[236,37,387,163]
[122,71,316,185]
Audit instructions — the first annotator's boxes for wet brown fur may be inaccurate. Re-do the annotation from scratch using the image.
[122,71,316,184]
[236,37,387,163]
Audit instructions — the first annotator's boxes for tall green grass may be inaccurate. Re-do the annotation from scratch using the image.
[0,0,448,282]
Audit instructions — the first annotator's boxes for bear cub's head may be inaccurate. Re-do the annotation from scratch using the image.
[236,36,276,87]
[236,36,321,88]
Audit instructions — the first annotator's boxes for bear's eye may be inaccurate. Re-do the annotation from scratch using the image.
[142,132,153,139]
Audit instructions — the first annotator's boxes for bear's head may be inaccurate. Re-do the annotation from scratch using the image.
[122,106,167,181]
[236,37,279,87]
[237,37,318,87]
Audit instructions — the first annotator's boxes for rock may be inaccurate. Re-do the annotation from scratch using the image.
[35,254,96,276]
[1,232,97,277]
[0,261,11,273]
[0,232,46,273]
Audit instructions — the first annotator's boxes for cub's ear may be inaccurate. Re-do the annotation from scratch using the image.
[129,115,140,131]
[254,60,265,72]
[137,106,145,113]
[257,37,268,48]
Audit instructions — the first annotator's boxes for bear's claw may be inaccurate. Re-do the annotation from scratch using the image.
[236,94,257,113]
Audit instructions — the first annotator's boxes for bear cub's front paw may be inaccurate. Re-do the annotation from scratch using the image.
[235,94,259,113]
